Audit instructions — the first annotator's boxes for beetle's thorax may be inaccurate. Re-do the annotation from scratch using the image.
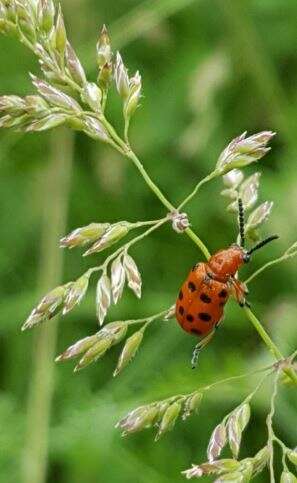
[206,245,245,282]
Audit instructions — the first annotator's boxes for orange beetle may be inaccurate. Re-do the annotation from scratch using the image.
[175,199,278,367]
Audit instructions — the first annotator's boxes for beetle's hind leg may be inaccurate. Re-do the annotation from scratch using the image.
[191,329,216,369]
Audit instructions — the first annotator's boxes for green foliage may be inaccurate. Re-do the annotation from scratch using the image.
[1,1,297,482]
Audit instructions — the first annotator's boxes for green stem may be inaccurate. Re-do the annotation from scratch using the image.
[127,307,171,326]
[164,364,274,404]
[91,113,212,257]
[102,90,108,113]
[184,227,210,259]
[243,307,297,386]
[243,307,282,360]
[221,371,271,426]
[202,365,273,395]
[124,118,130,145]
[241,371,271,405]
[88,218,168,276]
[21,129,74,483]
[178,170,219,210]
[133,218,166,228]
[109,218,168,262]
[273,435,290,471]
[99,114,128,152]
[266,371,279,483]
[245,251,297,284]
[124,149,175,211]
[124,150,211,258]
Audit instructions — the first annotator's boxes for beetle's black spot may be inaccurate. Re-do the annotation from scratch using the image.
[188,281,196,292]
[219,289,227,298]
[179,290,183,300]
[191,328,202,336]
[200,293,211,303]
[178,306,184,315]
[186,314,194,322]
[198,312,211,322]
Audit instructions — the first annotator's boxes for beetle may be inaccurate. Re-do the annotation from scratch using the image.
[175,198,278,368]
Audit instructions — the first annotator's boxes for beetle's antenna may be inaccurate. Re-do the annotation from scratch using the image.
[247,235,279,255]
[238,198,245,248]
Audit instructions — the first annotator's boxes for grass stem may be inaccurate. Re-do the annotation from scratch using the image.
[21,129,74,483]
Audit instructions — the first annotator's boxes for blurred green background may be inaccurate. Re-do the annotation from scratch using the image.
[0,1,297,482]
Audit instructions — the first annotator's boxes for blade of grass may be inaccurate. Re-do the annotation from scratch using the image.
[218,0,295,147]
[111,0,198,47]
[21,129,74,483]
[81,0,200,68]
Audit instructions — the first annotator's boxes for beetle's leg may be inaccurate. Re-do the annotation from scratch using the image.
[191,329,216,369]
[228,276,250,307]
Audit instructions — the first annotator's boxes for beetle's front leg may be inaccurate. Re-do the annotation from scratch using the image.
[228,276,250,307]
